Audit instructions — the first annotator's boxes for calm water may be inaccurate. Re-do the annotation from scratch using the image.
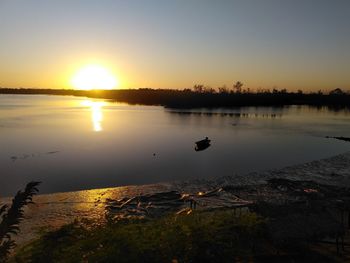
[1,94,350,196]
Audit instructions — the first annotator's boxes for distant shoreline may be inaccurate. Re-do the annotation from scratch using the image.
[1,88,350,109]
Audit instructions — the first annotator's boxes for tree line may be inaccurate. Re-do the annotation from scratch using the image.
[192,81,348,96]
[0,84,349,109]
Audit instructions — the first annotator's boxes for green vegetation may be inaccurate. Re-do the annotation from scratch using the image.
[11,200,347,262]
[13,211,265,263]
[0,182,40,262]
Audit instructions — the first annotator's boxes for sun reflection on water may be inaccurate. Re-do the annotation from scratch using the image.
[82,100,106,132]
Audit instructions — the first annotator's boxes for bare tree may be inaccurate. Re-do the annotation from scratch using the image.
[193,84,204,93]
[233,81,243,94]
[218,85,229,94]
[203,86,216,94]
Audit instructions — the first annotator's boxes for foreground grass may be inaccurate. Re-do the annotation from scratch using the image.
[12,208,343,262]
[13,210,265,263]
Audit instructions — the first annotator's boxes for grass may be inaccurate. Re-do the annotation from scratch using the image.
[11,204,345,262]
[12,210,265,263]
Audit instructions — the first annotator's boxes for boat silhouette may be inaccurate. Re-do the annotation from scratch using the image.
[195,137,211,151]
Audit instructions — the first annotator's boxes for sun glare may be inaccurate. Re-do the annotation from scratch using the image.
[82,100,106,132]
[71,65,118,90]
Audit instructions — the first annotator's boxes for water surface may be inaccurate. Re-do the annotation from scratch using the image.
[1,94,349,196]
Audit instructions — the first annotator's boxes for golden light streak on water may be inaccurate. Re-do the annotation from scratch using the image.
[82,100,106,132]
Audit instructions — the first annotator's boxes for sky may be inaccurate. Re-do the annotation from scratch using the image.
[0,0,349,91]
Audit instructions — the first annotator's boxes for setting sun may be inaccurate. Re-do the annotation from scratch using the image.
[71,65,118,90]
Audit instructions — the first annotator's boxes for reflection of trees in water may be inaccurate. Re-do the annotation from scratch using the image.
[168,111,283,119]
[311,105,350,114]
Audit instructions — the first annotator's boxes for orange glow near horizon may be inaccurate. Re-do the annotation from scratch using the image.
[71,65,118,90]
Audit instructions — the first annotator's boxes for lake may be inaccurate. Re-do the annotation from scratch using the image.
[1,94,349,196]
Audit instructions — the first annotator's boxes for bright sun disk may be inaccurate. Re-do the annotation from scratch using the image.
[71,65,118,90]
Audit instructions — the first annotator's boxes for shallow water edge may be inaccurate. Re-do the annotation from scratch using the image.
[2,151,350,247]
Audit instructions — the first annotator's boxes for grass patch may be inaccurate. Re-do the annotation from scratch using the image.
[13,210,265,263]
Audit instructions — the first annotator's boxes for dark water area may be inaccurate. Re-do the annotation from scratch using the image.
[1,94,350,196]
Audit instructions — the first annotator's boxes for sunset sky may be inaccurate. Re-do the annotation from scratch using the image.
[0,0,349,91]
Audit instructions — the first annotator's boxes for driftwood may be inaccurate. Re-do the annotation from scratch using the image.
[105,188,253,221]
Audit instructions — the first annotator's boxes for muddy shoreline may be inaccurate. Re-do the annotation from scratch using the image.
[2,151,350,247]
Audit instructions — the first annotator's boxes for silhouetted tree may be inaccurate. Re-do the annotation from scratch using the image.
[193,84,204,93]
[218,85,229,94]
[203,86,216,94]
[280,88,287,94]
[329,88,345,95]
[243,88,251,94]
[233,81,243,94]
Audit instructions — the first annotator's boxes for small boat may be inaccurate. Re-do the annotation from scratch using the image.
[195,137,211,151]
